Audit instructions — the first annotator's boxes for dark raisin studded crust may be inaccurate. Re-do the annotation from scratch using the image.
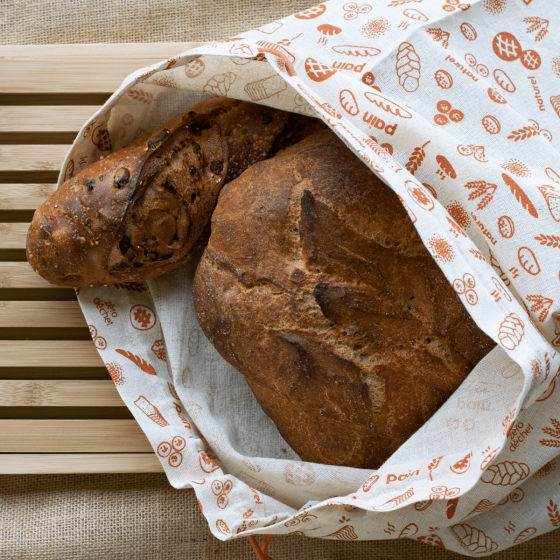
[27,97,290,286]
[193,131,496,469]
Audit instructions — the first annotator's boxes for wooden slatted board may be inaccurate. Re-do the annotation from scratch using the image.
[0,42,202,473]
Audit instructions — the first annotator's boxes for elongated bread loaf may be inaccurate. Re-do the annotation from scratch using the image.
[193,131,495,469]
[27,97,290,286]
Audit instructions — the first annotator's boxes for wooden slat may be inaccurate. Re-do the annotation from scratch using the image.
[0,184,55,210]
[6,453,163,474]
[0,145,69,171]
[0,340,103,367]
[0,453,163,473]
[0,106,100,132]
[0,223,29,249]
[0,420,152,452]
[0,301,86,327]
[0,380,122,406]
[0,43,203,94]
[0,262,59,288]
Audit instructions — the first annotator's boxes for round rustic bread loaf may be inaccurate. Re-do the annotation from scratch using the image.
[27,97,290,286]
[193,130,495,469]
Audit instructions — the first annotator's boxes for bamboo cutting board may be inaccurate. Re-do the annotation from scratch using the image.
[0,42,201,473]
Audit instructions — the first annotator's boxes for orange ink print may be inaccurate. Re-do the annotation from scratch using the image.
[427,28,450,49]
[129,304,157,330]
[482,461,530,485]
[106,362,125,385]
[465,180,497,210]
[453,524,497,553]
[518,246,541,275]
[453,274,478,305]
[89,325,107,350]
[396,42,421,92]
[134,396,169,427]
[115,349,156,375]
[435,155,456,179]
[151,339,166,362]
[212,479,233,509]
[435,69,453,89]
[157,436,186,467]
[498,313,525,350]
[294,4,326,19]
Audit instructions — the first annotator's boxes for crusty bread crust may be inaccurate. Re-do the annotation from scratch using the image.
[193,131,495,469]
[27,97,289,286]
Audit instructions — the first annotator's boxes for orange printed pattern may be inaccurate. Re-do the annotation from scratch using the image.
[417,534,445,549]
[212,479,233,509]
[430,485,460,500]
[481,461,530,485]
[498,314,525,350]
[106,362,125,385]
[129,304,157,330]
[134,396,169,426]
[462,499,495,520]
[427,235,455,264]
[199,450,220,473]
[115,349,157,375]
[453,524,498,553]
[396,43,420,92]
[89,325,107,350]
[325,525,359,540]
[514,527,537,543]
[540,418,560,448]
[453,275,478,306]
[157,436,186,467]
[547,500,560,527]
[398,523,418,538]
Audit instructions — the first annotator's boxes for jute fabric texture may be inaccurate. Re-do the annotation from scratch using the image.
[1,473,560,560]
[1,0,317,45]
[2,0,560,558]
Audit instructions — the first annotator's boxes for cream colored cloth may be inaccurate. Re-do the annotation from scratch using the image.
[4,0,560,558]
[69,0,560,555]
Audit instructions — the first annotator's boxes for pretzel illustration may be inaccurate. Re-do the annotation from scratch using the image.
[498,313,525,350]
[396,42,420,92]
[212,479,233,509]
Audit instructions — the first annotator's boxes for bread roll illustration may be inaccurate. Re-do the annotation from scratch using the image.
[244,74,287,101]
[134,396,169,426]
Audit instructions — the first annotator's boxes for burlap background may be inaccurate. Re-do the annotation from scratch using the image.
[2,1,560,558]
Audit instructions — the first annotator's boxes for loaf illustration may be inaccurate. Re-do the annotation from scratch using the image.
[134,396,169,427]
[244,74,287,101]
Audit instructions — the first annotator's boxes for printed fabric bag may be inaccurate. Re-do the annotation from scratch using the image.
[60,0,560,555]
